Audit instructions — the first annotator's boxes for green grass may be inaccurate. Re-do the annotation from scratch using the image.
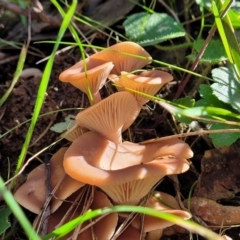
[2,0,240,239]
[14,0,78,179]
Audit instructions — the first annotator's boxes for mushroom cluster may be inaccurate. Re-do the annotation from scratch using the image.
[14,42,193,239]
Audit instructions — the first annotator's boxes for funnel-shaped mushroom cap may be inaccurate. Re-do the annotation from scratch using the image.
[61,122,89,142]
[110,70,173,105]
[64,131,192,205]
[91,41,152,74]
[14,148,85,214]
[59,59,113,104]
[132,191,192,234]
[76,92,140,144]
[43,190,118,240]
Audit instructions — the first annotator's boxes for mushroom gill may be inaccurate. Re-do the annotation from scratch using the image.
[63,131,192,205]
[109,70,173,105]
[75,91,140,144]
[14,147,85,214]
[59,59,113,104]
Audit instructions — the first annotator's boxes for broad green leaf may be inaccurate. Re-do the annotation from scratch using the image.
[196,84,231,108]
[50,114,75,133]
[123,12,185,46]
[209,123,240,147]
[211,66,240,112]
[0,206,11,235]
[187,39,227,63]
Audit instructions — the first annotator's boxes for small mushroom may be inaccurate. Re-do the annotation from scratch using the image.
[14,148,85,214]
[109,70,173,105]
[64,131,192,205]
[40,190,118,240]
[91,41,152,74]
[59,59,113,104]
[76,91,140,144]
[131,191,192,240]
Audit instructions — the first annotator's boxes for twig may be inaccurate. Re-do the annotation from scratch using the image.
[140,128,240,143]
[0,0,60,26]
[174,0,233,98]
[158,0,180,22]
[40,154,51,236]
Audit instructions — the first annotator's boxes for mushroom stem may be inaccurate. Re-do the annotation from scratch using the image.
[88,91,102,105]
[146,229,163,240]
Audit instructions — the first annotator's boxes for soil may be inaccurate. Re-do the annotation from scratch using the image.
[1,1,240,240]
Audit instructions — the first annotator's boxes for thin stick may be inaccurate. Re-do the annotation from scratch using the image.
[40,154,51,236]
[0,0,60,26]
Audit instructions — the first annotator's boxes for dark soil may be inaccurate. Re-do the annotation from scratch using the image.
[1,1,240,240]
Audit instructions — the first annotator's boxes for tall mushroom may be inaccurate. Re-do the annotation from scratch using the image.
[64,131,193,205]
[75,91,140,144]
[109,70,173,105]
[14,148,85,214]
[59,59,113,104]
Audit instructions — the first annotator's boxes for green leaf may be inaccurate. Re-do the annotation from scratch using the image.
[209,123,240,147]
[123,12,185,46]
[50,114,75,133]
[187,39,227,63]
[0,206,11,235]
[195,0,212,9]
[173,97,195,123]
[196,84,230,108]
[228,9,240,29]
[211,66,240,112]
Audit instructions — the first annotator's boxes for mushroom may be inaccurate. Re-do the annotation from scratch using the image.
[60,122,89,142]
[75,91,140,144]
[39,190,118,240]
[116,225,141,240]
[14,148,85,214]
[59,59,113,104]
[91,41,152,74]
[64,131,192,205]
[131,191,192,240]
[109,70,173,105]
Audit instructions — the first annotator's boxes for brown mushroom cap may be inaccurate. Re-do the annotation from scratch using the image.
[41,190,118,240]
[14,148,85,214]
[59,59,113,104]
[64,131,192,204]
[110,70,173,105]
[132,191,192,235]
[91,41,152,74]
[76,91,140,144]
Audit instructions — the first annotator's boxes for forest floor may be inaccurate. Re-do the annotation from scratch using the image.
[1,1,240,239]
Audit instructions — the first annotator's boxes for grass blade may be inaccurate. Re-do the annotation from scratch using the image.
[15,0,78,177]
[42,205,222,240]
[0,177,41,240]
[0,44,27,107]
